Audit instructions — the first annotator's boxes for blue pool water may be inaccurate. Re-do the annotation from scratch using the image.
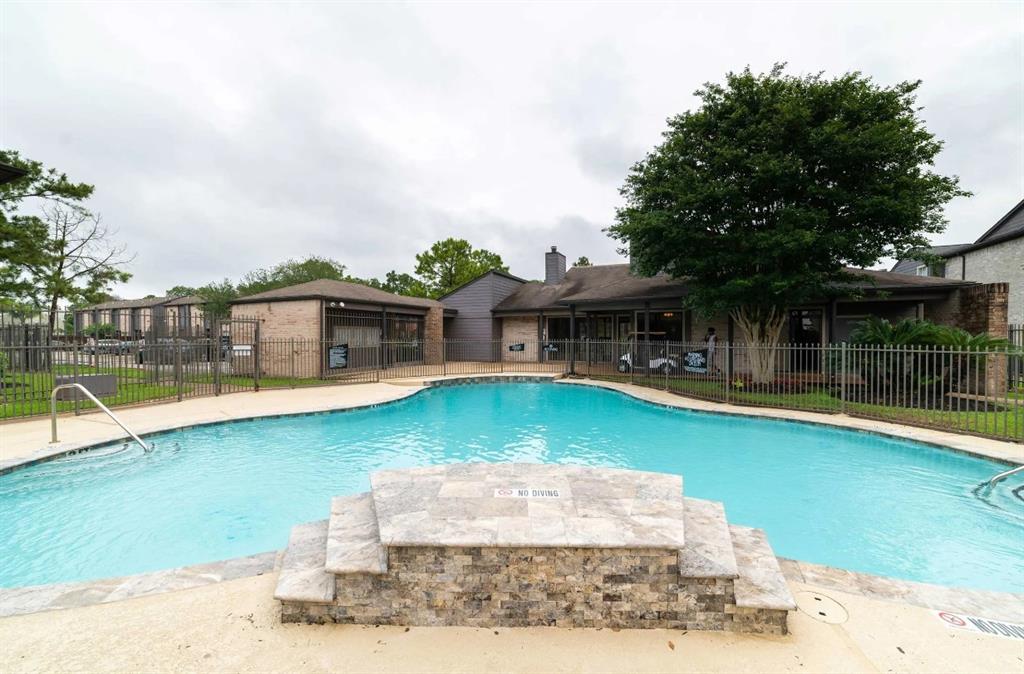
[2,383,1021,592]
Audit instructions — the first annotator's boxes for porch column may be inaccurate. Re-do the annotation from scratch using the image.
[537,311,544,363]
[569,304,577,375]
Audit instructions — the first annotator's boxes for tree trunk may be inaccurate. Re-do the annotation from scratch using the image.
[730,305,786,385]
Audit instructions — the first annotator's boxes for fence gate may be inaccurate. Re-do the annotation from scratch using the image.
[214,317,261,394]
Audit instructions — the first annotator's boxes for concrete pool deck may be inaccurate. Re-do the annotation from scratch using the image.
[1,570,1021,674]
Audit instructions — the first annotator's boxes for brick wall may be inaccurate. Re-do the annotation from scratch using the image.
[501,316,539,361]
[424,306,443,365]
[236,300,321,378]
[945,237,1023,324]
[955,283,1009,393]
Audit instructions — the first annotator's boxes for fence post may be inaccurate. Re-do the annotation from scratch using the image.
[253,320,261,392]
[175,338,183,402]
[73,341,81,416]
[442,338,447,376]
[586,339,591,378]
[213,318,222,396]
[840,342,847,414]
[724,343,731,405]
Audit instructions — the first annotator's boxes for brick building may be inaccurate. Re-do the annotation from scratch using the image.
[229,279,449,377]
[893,198,1023,324]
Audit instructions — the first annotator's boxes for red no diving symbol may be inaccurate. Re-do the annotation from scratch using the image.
[496,489,513,496]
[939,612,967,627]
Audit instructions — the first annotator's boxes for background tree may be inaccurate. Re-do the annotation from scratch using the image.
[573,256,592,267]
[194,279,237,318]
[33,204,132,332]
[414,238,507,297]
[0,150,95,305]
[610,65,967,382]
[236,256,347,296]
[379,270,428,297]
[165,284,197,297]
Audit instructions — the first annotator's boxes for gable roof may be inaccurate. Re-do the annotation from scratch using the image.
[80,296,181,311]
[892,198,1024,273]
[889,244,971,274]
[164,295,205,307]
[437,269,528,300]
[494,264,969,313]
[975,197,1024,243]
[230,278,442,310]
[493,264,690,311]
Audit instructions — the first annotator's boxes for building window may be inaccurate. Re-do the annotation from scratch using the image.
[915,265,929,276]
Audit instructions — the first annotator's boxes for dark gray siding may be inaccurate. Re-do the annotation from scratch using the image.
[442,272,525,359]
[891,258,926,275]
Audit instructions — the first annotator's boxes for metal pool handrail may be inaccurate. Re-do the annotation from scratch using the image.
[983,464,1024,488]
[50,383,150,452]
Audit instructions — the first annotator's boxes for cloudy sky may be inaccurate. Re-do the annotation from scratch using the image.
[2,2,1021,298]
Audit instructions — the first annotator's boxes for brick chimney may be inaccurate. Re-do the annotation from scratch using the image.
[545,246,566,285]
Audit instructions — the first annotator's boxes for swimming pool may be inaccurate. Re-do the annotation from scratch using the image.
[2,382,1021,592]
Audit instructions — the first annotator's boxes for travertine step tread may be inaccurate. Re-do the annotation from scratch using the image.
[273,520,335,604]
[370,463,685,549]
[729,524,797,611]
[326,493,388,575]
[678,498,738,578]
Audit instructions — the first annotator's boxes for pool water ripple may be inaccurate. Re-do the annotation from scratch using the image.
[1,383,1021,592]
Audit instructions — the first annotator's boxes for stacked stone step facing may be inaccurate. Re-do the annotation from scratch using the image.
[274,465,795,634]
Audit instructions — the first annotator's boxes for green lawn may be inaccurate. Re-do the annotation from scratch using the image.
[589,373,1022,441]
[1,366,186,418]
[186,373,326,389]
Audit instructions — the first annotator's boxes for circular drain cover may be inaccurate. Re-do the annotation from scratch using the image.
[795,591,849,624]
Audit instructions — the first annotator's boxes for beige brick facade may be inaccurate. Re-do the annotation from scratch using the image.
[945,237,1023,324]
[501,316,539,361]
[238,300,321,378]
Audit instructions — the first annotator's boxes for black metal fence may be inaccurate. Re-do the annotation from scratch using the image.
[2,337,1020,442]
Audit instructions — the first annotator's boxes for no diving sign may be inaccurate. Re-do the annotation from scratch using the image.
[494,488,561,498]
[934,610,1024,640]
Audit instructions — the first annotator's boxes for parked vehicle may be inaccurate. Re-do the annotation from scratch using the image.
[85,339,129,355]
[616,332,679,374]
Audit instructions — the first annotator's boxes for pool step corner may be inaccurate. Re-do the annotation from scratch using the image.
[273,519,335,606]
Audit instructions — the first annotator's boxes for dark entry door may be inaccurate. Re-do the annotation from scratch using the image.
[788,309,823,371]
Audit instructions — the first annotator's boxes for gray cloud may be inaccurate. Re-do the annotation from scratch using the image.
[2,2,1020,296]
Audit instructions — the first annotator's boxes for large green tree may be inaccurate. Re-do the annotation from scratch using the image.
[0,150,97,308]
[236,256,348,296]
[610,65,967,382]
[414,238,507,298]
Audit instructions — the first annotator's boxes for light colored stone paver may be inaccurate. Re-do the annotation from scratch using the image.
[0,550,278,618]
[325,493,387,575]
[369,463,685,548]
[730,525,797,611]
[273,520,334,605]
[781,558,1024,623]
[679,497,738,578]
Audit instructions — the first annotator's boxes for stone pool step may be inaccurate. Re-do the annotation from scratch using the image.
[325,493,388,575]
[678,497,738,579]
[272,519,335,605]
[729,524,797,611]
